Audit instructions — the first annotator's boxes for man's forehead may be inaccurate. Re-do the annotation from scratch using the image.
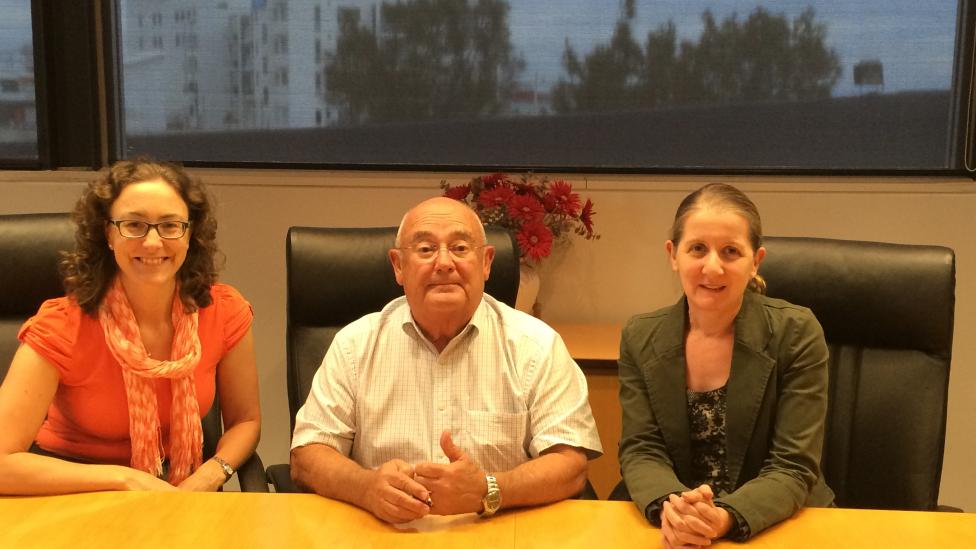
[404,227,475,243]
[405,207,477,232]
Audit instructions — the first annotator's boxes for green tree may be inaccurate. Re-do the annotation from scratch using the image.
[325,0,523,125]
[553,5,841,113]
[552,0,644,113]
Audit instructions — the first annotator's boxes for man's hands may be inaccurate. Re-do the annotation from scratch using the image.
[358,430,488,523]
[362,459,432,524]
[660,485,732,549]
[414,430,488,516]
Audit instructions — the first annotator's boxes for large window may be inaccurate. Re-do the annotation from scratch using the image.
[114,0,968,171]
[11,1,974,173]
[0,0,38,165]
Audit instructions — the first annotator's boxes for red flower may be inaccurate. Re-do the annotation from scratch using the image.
[479,186,515,209]
[516,222,553,261]
[546,180,581,216]
[508,193,545,224]
[580,198,596,236]
[481,173,508,188]
[443,184,471,200]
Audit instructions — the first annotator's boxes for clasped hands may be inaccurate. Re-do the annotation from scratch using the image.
[660,484,733,549]
[364,430,488,524]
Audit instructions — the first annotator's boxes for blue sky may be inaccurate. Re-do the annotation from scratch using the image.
[0,0,31,55]
[507,0,958,96]
[1,1,958,98]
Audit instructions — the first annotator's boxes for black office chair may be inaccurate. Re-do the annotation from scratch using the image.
[0,212,266,491]
[610,236,955,511]
[759,236,954,511]
[0,213,74,378]
[267,225,595,495]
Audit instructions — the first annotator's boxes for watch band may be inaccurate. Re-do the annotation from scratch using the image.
[479,475,502,517]
[212,456,234,482]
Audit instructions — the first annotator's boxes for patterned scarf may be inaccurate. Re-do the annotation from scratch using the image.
[99,277,203,485]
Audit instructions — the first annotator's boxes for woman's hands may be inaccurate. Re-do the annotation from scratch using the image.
[176,458,231,492]
[660,485,732,549]
[102,465,179,491]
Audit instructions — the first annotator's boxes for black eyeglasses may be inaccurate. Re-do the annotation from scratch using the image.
[109,219,190,239]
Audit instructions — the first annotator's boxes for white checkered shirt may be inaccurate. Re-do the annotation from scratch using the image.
[291,294,603,472]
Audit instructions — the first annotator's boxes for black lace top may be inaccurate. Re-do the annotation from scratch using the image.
[686,385,734,495]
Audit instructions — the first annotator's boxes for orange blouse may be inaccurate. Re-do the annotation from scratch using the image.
[18,283,252,465]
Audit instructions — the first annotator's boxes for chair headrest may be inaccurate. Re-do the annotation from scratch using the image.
[286,225,519,328]
[0,213,74,316]
[759,236,954,356]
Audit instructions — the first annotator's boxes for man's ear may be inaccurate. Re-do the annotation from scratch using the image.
[481,245,495,280]
[389,249,405,286]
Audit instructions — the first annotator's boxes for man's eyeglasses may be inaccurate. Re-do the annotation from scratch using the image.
[109,219,190,239]
[398,242,484,261]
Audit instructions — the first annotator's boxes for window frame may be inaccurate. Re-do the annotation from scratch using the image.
[8,0,976,178]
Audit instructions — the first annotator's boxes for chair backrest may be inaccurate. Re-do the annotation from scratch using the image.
[0,213,75,381]
[0,212,227,460]
[284,225,519,430]
[759,236,954,511]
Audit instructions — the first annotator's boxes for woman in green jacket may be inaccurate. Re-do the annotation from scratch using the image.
[618,183,834,548]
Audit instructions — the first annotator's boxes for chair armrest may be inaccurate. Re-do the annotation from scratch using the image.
[607,479,631,501]
[266,463,300,493]
[236,452,269,492]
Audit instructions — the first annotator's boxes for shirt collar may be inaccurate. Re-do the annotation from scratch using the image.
[654,291,771,356]
[398,296,487,350]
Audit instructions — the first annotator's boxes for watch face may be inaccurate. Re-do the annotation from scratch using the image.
[485,491,501,510]
[214,457,234,479]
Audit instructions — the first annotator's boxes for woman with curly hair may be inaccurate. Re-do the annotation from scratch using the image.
[0,159,260,493]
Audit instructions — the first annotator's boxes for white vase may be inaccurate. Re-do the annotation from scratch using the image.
[515,261,541,316]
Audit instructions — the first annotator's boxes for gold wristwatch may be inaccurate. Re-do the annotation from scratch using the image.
[479,475,502,517]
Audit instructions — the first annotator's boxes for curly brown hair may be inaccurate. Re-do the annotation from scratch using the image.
[61,159,221,315]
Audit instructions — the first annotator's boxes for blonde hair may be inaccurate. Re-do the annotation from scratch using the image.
[670,183,766,294]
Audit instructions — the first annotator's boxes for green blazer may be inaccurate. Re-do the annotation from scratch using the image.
[618,292,834,538]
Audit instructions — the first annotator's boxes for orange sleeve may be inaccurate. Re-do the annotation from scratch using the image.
[211,283,254,354]
[17,297,80,382]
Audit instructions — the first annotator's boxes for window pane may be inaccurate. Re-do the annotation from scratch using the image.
[0,0,38,163]
[118,0,961,171]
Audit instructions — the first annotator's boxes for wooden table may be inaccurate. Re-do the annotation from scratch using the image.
[549,322,621,370]
[1,493,972,548]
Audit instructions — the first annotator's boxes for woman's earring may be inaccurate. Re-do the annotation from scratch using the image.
[109,244,114,250]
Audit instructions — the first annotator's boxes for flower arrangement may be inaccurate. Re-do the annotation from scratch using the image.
[441,173,598,262]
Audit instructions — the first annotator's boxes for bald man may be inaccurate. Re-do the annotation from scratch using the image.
[290,197,602,524]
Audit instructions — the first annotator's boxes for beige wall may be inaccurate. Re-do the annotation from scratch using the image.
[2,170,973,510]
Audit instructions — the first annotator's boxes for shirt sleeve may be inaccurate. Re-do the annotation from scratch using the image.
[212,284,254,353]
[290,328,358,456]
[17,297,78,381]
[524,331,603,459]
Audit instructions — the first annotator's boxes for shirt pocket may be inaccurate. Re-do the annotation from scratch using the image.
[464,409,529,473]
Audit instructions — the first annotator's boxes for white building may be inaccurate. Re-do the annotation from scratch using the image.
[0,44,36,142]
[120,0,388,134]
